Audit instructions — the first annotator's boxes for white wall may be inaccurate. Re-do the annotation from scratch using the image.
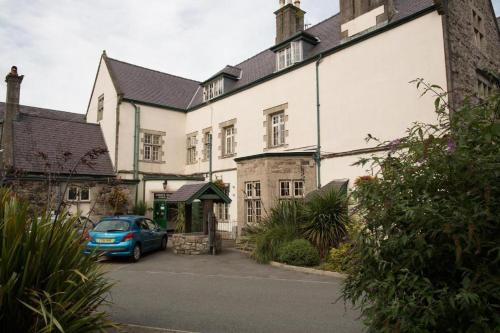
[117,102,187,174]
[86,57,118,168]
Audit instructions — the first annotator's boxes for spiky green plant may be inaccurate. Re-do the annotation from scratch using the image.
[302,188,349,257]
[0,189,116,332]
[132,201,148,215]
[247,200,304,263]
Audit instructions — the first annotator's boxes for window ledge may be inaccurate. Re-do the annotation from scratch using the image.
[220,153,237,159]
[264,144,289,151]
[139,160,166,165]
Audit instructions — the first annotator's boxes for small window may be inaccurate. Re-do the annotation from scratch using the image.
[280,181,291,197]
[271,112,286,147]
[203,77,224,102]
[276,41,303,71]
[472,9,485,49]
[187,135,197,165]
[223,126,235,156]
[245,181,261,223]
[203,132,212,161]
[294,181,304,198]
[97,95,104,122]
[143,133,162,162]
[67,186,90,202]
[214,184,230,221]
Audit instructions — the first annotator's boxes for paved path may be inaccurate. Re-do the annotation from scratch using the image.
[103,247,363,333]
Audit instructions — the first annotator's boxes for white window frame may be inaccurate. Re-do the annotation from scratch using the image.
[214,184,230,222]
[279,180,304,198]
[144,133,162,162]
[203,132,212,161]
[203,77,224,102]
[245,181,262,223]
[271,112,286,147]
[187,135,197,164]
[67,186,90,202]
[276,41,303,71]
[224,126,235,156]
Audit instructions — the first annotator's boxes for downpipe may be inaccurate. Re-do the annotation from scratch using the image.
[315,54,323,189]
[132,102,140,205]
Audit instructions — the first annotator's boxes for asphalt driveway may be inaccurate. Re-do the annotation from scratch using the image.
[102,246,363,333]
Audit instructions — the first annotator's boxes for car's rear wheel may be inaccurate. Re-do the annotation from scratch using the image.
[131,244,141,262]
[161,237,168,250]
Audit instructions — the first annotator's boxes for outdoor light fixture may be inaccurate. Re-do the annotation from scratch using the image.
[162,180,168,191]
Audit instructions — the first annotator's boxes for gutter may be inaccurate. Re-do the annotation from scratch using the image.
[315,54,323,189]
[131,102,141,205]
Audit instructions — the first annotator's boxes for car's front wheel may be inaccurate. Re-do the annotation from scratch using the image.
[160,237,168,250]
[131,244,141,262]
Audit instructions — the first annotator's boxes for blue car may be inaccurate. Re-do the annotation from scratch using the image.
[85,215,168,262]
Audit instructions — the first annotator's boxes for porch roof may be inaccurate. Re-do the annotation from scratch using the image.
[166,182,231,205]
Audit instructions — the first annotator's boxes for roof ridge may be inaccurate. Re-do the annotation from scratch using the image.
[106,57,201,84]
[0,102,85,117]
[20,113,98,126]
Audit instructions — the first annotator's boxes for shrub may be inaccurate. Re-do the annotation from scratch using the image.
[319,243,352,273]
[302,188,349,257]
[132,200,148,215]
[278,239,320,267]
[343,85,500,331]
[0,189,116,332]
[247,200,304,263]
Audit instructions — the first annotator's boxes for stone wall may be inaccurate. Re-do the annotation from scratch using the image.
[236,154,316,233]
[172,233,222,255]
[440,0,500,108]
[6,177,136,220]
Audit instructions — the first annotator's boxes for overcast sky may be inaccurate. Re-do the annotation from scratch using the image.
[0,0,499,114]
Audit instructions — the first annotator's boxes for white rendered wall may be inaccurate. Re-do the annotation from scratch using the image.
[86,58,118,168]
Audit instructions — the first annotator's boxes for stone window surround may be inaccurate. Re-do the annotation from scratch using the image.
[218,119,237,159]
[201,127,212,162]
[263,103,289,151]
[186,131,198,165]
[139,129,166,164]
[470,5,485,50]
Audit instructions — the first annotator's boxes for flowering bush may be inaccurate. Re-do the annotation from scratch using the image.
[343,84,500,332]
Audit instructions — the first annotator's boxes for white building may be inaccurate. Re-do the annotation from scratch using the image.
[86,0,500,232]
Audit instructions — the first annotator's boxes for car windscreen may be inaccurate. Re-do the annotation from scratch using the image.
[94,220,130,232]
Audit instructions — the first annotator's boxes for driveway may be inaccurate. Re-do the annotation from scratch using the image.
[102,246,363,333]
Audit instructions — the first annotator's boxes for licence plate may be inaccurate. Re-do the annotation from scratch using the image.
[96,238,115,244]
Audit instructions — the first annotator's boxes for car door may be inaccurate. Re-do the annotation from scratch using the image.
[145,219,162,249]
[136,219,153,252]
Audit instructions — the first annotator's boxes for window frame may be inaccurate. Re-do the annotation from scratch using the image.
[186,134,197,165]
[67,185,91,202]
[276,41,303,71]
[143,133,162,162]
[271,112,286,147]
[471,8,485,49]
[97,94,104,122]
[245,181,262,223]
[203,77,224,102]
[223,126,235,156]
[279,180,305,198]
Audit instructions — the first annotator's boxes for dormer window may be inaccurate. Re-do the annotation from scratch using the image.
[276,41,303,71]
[203,77,224,102]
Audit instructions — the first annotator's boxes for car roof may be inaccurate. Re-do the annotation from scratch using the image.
[100,215,144,223]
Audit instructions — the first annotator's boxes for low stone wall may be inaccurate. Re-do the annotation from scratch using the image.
[172,233,222,255]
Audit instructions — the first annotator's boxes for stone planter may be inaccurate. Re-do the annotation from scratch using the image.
[172,233,222,255]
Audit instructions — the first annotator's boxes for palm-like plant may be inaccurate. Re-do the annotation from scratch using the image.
[302,188,349,257]
[247,200,304,263]
[0,189,116,332]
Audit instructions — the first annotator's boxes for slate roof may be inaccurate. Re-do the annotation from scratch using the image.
[103,0,435,111]
[167,183,231,204]
[0,103,115,176]
[305,179,349,201]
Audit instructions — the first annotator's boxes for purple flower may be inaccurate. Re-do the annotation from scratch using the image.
[447,138,457,153]
[390,138,402,153]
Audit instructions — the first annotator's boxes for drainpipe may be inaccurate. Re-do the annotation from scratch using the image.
[315,54,323,189]
[131,102,140,204]
[209,133,213,182]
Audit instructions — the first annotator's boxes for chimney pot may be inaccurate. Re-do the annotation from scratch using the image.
[10,66,18,76]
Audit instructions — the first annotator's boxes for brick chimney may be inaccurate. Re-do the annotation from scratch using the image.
[275,0,306,44]
[340,0,395,38]
[2,66,24,168]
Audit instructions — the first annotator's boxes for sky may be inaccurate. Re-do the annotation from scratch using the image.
[0,0,498,114]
